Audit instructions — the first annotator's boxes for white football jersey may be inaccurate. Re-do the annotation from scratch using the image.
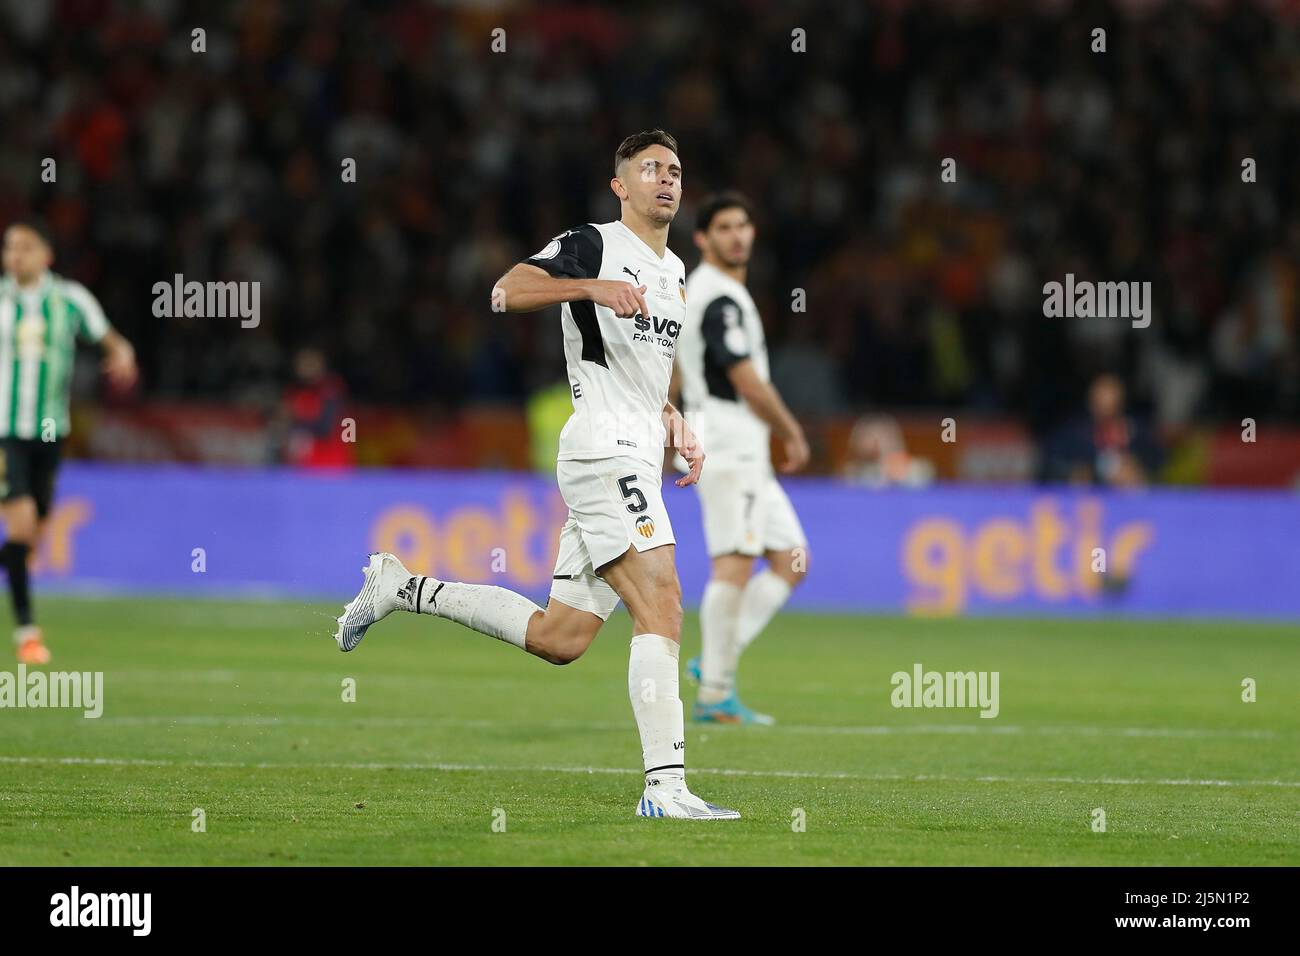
[524,220,686,467]
[677,261,771,470]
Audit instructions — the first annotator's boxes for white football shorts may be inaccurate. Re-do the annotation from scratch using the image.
[549,455,676,620]
[696,465,806,559]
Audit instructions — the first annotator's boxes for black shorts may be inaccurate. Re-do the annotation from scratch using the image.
[0,438,62,519]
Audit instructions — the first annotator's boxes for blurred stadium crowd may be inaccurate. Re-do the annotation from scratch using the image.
[1,0,1298,482]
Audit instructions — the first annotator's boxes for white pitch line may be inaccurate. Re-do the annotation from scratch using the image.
[81,714,1285,740]
[777,723,1284,740]
[1,755,1297,788]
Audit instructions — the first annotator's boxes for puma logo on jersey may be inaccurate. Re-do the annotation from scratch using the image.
[622,266,642,284]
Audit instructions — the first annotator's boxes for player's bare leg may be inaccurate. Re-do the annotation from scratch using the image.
[600,543,739,819]
[523,597,603,664]
[2,496,48,664]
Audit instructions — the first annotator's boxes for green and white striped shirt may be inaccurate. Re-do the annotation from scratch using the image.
[0,272,110,440]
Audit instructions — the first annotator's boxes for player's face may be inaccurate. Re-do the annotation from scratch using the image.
[2,226,52,283]
[697,207,754,267]
[616,145,682,226]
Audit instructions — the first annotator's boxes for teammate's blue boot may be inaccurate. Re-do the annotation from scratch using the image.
[686,655,702,684]
[692,692,775,726]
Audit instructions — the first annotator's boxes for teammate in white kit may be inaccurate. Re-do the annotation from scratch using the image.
[331,131,740,820]
[675,193,811,725]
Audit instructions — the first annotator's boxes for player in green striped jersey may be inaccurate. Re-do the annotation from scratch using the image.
[0,221,137,664]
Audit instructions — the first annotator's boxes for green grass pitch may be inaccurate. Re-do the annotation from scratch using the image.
[1,596,1296,865]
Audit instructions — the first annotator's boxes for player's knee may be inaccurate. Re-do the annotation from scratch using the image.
[542,641,586,666]
[774,547,810,587]
[792,546,811,583]
[712,556,752,588]
[2,507,39,544]
[534,630,587,665]
[529,615,593,665]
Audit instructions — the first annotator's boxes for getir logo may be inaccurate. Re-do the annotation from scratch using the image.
[902,498,1153,615]
[370,490,567,587]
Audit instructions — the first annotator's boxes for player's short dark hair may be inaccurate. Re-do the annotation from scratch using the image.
[614,130,679,175]
[5,217,53,248]
[695,191,753,233]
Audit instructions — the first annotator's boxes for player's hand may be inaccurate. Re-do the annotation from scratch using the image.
[587,280,650,319]
[781,430,811,473]
[665,408,705,486]
[102,344,138,390]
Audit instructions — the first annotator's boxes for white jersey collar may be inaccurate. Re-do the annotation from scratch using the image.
[614,219,670,263]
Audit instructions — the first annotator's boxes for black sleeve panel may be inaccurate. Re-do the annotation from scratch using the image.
[523,224,603,280]
[701,295,749,369]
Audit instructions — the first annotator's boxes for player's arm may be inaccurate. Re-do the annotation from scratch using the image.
[701,294,809,472]
[493,263,648,318]
[66,280,138,389]
[727,360,809,473]
[661,362,684,475]
[663,400,704,487]
[492,225,648,318]
[99,328,139,389]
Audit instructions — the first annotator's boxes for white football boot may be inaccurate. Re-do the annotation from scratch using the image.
[636,778,741,820]
[334,552,419,651]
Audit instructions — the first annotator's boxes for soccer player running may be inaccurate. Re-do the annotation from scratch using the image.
[675,193,810,725]
[333,131,740,819]
[0,221,138,664]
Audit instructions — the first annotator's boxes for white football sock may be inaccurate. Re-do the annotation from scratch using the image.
[697,580,742,704]
[415,579,539,650]
[735,569,792,654]
[628,633,686,785]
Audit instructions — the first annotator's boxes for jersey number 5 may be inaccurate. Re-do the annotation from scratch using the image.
[617,475,648,514]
